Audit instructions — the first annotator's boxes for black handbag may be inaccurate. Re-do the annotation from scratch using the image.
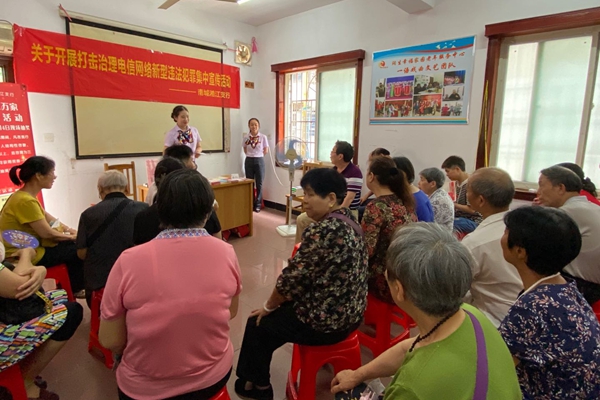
[0,262,51,325]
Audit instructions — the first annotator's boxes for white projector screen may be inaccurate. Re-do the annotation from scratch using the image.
[67,19,226,158]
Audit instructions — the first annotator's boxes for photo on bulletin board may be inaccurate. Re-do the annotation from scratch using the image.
[369,36,476,125]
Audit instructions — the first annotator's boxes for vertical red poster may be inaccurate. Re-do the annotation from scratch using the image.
[0,83,37,210]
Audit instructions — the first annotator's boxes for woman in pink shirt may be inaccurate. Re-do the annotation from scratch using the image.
[163,105,202,158]
[243,118,269,213]
[99,169,242,400]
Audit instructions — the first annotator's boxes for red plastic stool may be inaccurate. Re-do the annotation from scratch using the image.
[455,231,468,241]
[0,364,28,400]
[45,264,74,301]
[88,289,114,369]
[286,331,362,400]
[592,300,600,322]
[291,243,301,257]
[209,387,231,400]
[358,294,412,357]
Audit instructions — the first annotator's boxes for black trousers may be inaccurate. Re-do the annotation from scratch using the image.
[236,302,357,387]
[118,369,231,400]
[244,157,265,209]
[51,301,84,341]
[39,241,85,293]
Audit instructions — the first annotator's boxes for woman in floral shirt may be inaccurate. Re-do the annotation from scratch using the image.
[499,206,600,399]
[235,168,368,400]
[362,156,416,304]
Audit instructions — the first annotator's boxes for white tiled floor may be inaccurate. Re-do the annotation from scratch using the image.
[40,209,379,400]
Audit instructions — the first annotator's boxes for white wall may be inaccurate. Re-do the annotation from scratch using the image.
[255,0,600,205]
[0,0,258,226]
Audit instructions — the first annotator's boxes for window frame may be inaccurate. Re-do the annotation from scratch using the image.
[477,6,600,200]
[271,50,365,165]
[0,56,15,83]
[489,26,600,189]
[315,62,358,163]
[284,69,318,161]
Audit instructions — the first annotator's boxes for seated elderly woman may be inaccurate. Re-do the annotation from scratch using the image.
[235,168,368,400]
[99,169,241,400]
[392,157,434,222]
[358,147,391,222]
[417,167,454,230]
[499,206,600,398]
[558,162,600,206]
[133,157,221,245]
[0,156,84,296]
[76,170,148,306]
[331,223,521,399]
[362,156,416,304]
[144,146,195,205]
[0,246,83,400]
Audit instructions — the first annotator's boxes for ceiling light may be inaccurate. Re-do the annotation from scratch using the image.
[237,0,252,4]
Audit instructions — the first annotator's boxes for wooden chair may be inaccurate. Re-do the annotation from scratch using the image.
[302,161,325,175]
[284,162,328,224]
[104,162,137,200]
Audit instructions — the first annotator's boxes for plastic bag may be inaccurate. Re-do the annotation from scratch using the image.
[334,379,385,400]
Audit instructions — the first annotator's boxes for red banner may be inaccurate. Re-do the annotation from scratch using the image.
[0,83,38,209]
[12,25,240,109]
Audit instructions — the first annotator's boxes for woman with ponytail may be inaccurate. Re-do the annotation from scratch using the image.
[361,156,417,304]
[558,162,600,206]
[0,156,84,296]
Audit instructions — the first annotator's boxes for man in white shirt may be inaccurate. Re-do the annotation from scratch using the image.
[537,165,600,304]
[462,167,523,327]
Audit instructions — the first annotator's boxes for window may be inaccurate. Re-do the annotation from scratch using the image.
[479,7,600,191]
[492,28,600,185]
[0,21,14,83]
[285,70,317,160]
[0,57,14,83]
[272,50,365,164]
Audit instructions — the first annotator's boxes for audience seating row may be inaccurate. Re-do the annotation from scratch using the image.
[6,237,600,400]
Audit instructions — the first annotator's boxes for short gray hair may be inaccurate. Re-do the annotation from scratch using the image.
[98,170,128,190]
[541,165,582,193]
[469,167,514,208]
[420,167,446,189]
[386,223,473,317]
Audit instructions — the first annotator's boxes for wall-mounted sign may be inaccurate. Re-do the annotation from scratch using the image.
[370,36,476,125]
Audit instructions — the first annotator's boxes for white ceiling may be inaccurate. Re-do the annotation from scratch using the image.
[160,0,346,26]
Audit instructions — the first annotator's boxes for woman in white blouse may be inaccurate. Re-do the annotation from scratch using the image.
[243,118,269,213]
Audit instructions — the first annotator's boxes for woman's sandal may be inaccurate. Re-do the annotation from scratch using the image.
[234,379,273,400]
[34,376,47,389]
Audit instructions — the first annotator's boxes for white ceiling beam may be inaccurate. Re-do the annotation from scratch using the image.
[386,0,436,14]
